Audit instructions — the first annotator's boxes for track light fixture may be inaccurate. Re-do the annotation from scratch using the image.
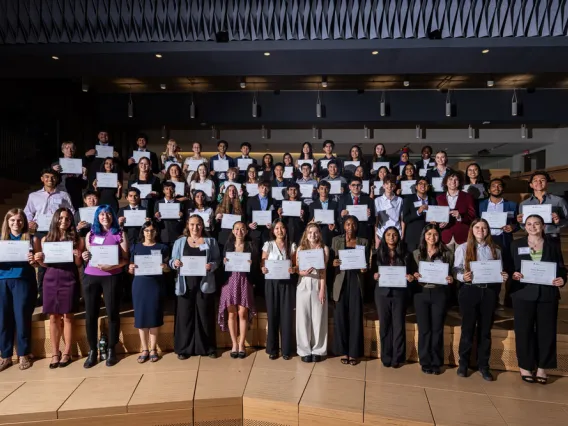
[252,92,258,118]
[81,78,89,92]
[380,91,387,117]
[261,125,269,139]
[521,124,528,139]
[127,86,134,118]
[316,91,322,118]
[512,89,518,116]
[161,125,167,139]
[364,126,371,139]
[211,126,219,140]
[445,90,452,117]
[415,125,423,139]
[190,93,196,119]
[160,83,166,90]
[321,76,328,88]
[468,125,474,139]
[312,125,320,140]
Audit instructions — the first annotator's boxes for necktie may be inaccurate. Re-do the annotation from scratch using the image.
[354,196,359,205]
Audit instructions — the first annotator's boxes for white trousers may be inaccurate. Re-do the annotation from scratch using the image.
[296,276,328,356]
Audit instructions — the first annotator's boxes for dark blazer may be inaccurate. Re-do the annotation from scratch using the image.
[331,236,369,302]
[376,252,412,298]
[309,199,339,247]
[436,191,476,245]
[74,211,91,238]
[510,236,566,302]
[84,143,124,186]
[317,156,342,179]
[235,156,258,174]
[153,199,185,245]
[246,195,278,246]
[51,159,88,210]
[118,204,150,248]
[402,195,437,251]
[414,158,435,171]
[426,167,452,193]
[478,198,519,252]
[127,150,160,175]
[337,193,375,240]
[209,154,235,182]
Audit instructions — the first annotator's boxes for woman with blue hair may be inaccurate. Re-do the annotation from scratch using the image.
[81,205,129,368]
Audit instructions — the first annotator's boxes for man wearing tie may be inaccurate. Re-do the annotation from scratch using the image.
[402,177,437,252]
[209,140,235,185]
[126,133,161,175]
[84,130,123,187]
[247,181,277,249]
[338,177,374,241]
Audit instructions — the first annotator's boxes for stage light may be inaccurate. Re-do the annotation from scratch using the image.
[127,91,134,118]
[403,81,410,87]
[321,76,328,88]
[211,126,219,139]
[380,91,387,117]
[316,92,322,118]
[155,53,162,58]
[512,90,518,116]
[264,52,271,56]
[252,93,258,118]
[190,95,196,119]
[487,80,494,87]
[161,125,167,139]
[482,49,490,54]
[521,124,528,139]
[468,125,474,139]
[416,125,422,139]
[240,77,246,89]
[364,126,371,139]
[51,56,59,60]
[160,83,166,90]
[445,90,452,117]
[372,51,379,55]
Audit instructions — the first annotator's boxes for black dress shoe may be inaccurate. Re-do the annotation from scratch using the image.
[382,362,391,368]
[106,349,117,367]
[479,367,494,382]
[391,363,401,369]
[312,355,322,363]
[431,366,441,375]
[177,354,190,360]
[301,356,312,363]
[457,365,468,378]
[282,355,291,361]
[230,351,238,359]
[268,354,278,360]
[421,365,433,374]
[83,350,98,369]
[208,351,217,359]
[238,351,246,359]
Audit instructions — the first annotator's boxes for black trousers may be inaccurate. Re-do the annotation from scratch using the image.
[333,277,364,358]
[513,297,559,370]
[375,290,407,365]
[83,274,122,351]
[265,280,295,357]
[174,280,216,356]
[458,285,498,368]
[414,287,447,368]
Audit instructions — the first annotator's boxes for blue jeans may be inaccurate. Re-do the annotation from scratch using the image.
[0,277,37,357]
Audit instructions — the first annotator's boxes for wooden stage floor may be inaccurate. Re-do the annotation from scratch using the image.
[0,351,567,426]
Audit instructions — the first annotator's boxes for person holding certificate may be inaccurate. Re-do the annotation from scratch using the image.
[215,185,245,251]
[128,220,169,363]
[158,138,183,174]
[35,208,84,369]
[321,161,347,203]
[127,156,162,213]
[81,205,129,368]
[164,163,189,201]
[464,163,488,201]
[511,214,566,384]
[126,133,161,175]
[74,190,100,238]
[261,219,298,360]
[247,181,277,250]
[453,219,508,381]
[426,150,452,194]
[189,163,216,203]
[295,142,316,174]
[84,130,122,187]
[296,224,329,363]
[217,168,244,203]
[402,177,436,252]
[242,164,261,198]
[374,175,404,247]
[282,153,298,181]
[374,227,414,368]
[92,157,122,213]
[412,224,454,375]
[0,208,39,372]
[338,177,374,240]
[331,216,369,365]
[235,142,257,178]
[316,140,342,179]
[344,145,367,181]
[308,181,339,247]
[369,143,390,177]
[296,163,318,206]
[435,171,476,252]
[396,164,417,200]
[153,182,185,248]
[218,222,257,358]
[261,153,275,181]
[369,166,388,200]
[183,141,208,183]
[118,187,151,247]
[52,141,88,210]
[187,190,215,234]
[277,183,307,244]
[170,215,221,359]
[209,139,235,184]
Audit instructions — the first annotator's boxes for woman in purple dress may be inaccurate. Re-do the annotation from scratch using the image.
[219,221,257,359]
[36,208,84,369]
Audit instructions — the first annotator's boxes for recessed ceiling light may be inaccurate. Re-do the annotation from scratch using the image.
[403,81,410,87]
[264,52,270,56]
[487,80,494,87]
[482,121,491,124]
[371,51,379,55]
[155,53,162,58]
[52,56,59,60]
[160,84,166,90]
[482,49,490,54]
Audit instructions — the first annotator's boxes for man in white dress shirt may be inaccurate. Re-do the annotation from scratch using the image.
[374,175,404,248]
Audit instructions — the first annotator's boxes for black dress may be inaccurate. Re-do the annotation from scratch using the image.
[174,242,216,356]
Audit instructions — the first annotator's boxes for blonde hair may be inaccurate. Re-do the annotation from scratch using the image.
[61,141,76,151]
[298,223,324,251]
[1,209,30,241]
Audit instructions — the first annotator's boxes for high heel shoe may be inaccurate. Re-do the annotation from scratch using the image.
[49,352,61,369]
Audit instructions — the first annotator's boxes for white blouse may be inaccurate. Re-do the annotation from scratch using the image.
[263,240,297,260]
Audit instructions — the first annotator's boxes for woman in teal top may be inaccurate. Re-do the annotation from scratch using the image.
[0,208,39,372]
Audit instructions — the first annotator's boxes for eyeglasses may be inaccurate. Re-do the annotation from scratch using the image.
[351,184,361,187]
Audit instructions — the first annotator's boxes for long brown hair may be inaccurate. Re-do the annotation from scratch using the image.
[1,208,30,241]
[190,163,210,182]
[298,223,324,251]
[45,208,79,246]
[464,218,499,271]
[215,185,243,215]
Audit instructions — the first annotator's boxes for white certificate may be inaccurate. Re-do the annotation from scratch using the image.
[520,260,556,286]
[191,211,211,227]
[164,161,180,171]
[132,151,150,163]
[374,181,384,191]
[180,255,206,276]
[37,213,54,232]
[195,181,213,197]
[158,203,180,219]
[96,145,114,158]
[272,187,285,201]
[362,180,370,194]
[431,177,444,192]
[0,241,30,262]
[298,159,313,169]
[521,204,552,224]
[132,183,152,198]
[173,182,185,197]
[320,159,330,170]
[314,209,334,225]
[418,261,449,285]
[481,212,507,229]
[252,210,272,226]
[346,205,368,221]
[425,205,450,223]
[373,162,390,171]
[378,266,407,288]
[338,249,367,270]
[225,252,251,272]
[223,182,241,193]
[463,184,486,198]
[299,184,314,198]
[298,248,325,271]
[401,180,416,195]
[237,158,253,170]
[79,206,98,224]
[123,210,147,227]
[282,201,302,217]
[42,241,74,264]
[213,159,229,172]
[283,166,294,178]
[59,158,82,174]
[96,172,118,188]
[265,260,291,280]
[344,161,360,168]
[89,245,119,267]
[329,180,342,195]
[187,159,204,171]
[246,183,259,196]
[134,255,162,276]
[221,214,241,229]
[419,169,427,177]
[470,260,503,284]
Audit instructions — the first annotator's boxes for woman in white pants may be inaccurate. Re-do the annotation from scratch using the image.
[296,223,329,363]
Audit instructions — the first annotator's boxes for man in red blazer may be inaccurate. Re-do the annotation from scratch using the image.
[435,171,477,251]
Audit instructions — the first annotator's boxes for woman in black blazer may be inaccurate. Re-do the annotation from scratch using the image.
[373,226,414,368]
[511,214,566,384]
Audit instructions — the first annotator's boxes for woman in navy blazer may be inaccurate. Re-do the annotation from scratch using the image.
[511,214,566,384]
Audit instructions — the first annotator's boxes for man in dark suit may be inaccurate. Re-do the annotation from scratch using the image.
[153,182,185,247]
[52,141,88,210]
[126,133,161,175]
[309,181,339,247]
[235,142,257,180]
[402,177,437,252]
[338,177,374,241]
[118,187,150,248]
[84,130,123,187]
[209,140,235,185]
[425,150,451,195]
[414,145,435,174]
[74,190,100,238]
[247,180,277,249]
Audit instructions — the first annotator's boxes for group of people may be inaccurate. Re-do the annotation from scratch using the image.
[0,131,566,386]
